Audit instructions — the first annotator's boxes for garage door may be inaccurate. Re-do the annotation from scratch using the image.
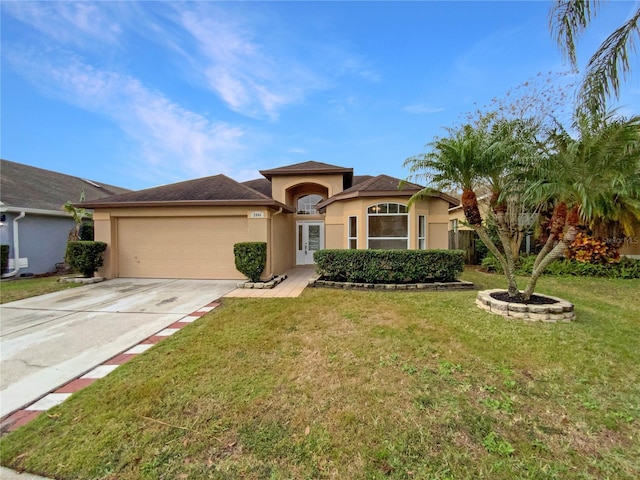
[117,217,248,279]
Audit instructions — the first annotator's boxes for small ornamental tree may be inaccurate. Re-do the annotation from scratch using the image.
[66,241,107,278]
[234,242,267,282]
[62,190,92,241]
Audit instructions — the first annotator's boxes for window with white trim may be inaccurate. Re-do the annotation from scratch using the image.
[367,202,408,249]
[297,194,324,214]
[418,215,426,249]
[348,216,357,249]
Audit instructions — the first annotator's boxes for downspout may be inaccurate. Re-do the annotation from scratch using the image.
[268,208,283,279]
[2,211,26,278]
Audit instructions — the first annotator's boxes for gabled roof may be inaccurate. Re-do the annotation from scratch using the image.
[316,174,459,209]
[78,174,294,212]
[0,159,130,214]
[259,161,353,180]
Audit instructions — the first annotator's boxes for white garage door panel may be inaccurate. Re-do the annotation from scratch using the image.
[118,217,248,279]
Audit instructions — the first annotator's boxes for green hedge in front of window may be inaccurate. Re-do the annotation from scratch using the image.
[314,249,465,283]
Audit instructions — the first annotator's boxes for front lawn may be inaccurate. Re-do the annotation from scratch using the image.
[0,276,81,304]
[1,269,639,479]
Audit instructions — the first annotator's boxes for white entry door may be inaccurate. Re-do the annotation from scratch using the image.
[296,221,324,265]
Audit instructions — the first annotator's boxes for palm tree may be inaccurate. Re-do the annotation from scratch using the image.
[405,115,538,299]
[550,0,640,116]
[406,111,639,302]
[62,190,92,241]
[521,112,640,297]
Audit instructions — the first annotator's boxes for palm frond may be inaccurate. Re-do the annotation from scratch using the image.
[578,7,640,115]
[550,0,597,68]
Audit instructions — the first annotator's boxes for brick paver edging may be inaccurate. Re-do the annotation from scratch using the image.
[0,301,222,435]
[476,289,575,322]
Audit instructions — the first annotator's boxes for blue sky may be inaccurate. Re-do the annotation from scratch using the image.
[2,1,638,191]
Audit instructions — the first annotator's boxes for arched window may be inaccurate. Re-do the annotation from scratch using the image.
[367,202,408,249]
[297,194,324,215]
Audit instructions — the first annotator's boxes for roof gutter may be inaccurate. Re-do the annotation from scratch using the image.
[0,206,72,218]
[76,199,295,213]
[2,211,25,278]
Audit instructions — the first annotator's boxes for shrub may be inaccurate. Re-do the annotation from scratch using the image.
[314,249,465,283]
[234,242,267,282]
[566,231,619,263]
[79,223,94,241]
[1,245,8,273]
[480,252,640,279]
[65,241,107,277]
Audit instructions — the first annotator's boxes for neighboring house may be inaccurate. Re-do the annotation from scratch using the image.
[619,224,640,258]
[79,161,459,280]
[0,159,130,277]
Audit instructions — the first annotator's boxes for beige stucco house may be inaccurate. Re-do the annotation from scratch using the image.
[80,161,459,280]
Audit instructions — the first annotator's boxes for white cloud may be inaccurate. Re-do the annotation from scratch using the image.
[2,1,123,47]
[6,48,247,184]
[403,104,445,114]
[174,6,322,120]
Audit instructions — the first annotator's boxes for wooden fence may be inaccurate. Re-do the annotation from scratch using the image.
[449,230,479,265]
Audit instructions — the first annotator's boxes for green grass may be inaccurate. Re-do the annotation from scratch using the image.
[1,269,639,479]
[0,276,81,304]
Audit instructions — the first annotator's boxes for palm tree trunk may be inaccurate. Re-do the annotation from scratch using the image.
[523,205,580,300]
[462,189,483,226]
[494,210,521,300]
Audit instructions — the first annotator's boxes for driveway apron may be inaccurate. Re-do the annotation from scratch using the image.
[0,278,237,418]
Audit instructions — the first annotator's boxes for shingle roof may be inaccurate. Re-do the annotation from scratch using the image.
[242,178,272,198]
[342,174,423,194]
[0,159,130,213]
[78,173,294,212]
[259,161,353,180]
[352,175,374,186]
[316,174,459,209]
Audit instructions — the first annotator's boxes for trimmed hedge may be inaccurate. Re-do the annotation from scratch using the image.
[1,245,8,274]
[234,242,267,282]
[65,241,107,278]
[314,249,465,283]
[481,253,640,279]
[79,223,94,241]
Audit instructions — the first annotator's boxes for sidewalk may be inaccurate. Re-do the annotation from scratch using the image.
[224,266,317,298]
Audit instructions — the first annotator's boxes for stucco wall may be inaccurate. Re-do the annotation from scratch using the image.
[324,196,451,250]
[270,211,295,274]
[271,174,344,205]
[93,206,294,280]
[619,223,640,257]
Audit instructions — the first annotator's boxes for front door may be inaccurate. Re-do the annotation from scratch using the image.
[296,221,324,265]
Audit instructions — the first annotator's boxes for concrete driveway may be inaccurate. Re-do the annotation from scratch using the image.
[0,278,237,418]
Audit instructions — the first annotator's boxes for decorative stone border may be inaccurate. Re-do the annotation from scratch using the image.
[236,274,288,289]
[59,276,105,284]
[310,278,474,291]
[476,289,575,322]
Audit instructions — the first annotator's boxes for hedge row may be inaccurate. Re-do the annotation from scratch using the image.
[314,249,465,283]
[481,253,640,279]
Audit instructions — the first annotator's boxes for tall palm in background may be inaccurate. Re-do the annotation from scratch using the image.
[550,0,640,116]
